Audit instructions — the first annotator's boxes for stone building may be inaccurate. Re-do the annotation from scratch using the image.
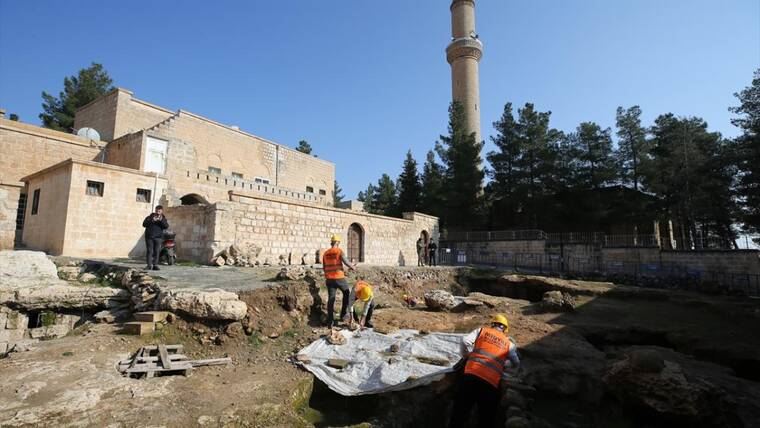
[0,90,438,264]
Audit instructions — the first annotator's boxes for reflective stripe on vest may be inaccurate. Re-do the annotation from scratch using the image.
[464,327,511,388]
[323,248,345,279]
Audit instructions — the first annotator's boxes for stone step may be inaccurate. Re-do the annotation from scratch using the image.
[123,321,155,335]
[133,311,171,323]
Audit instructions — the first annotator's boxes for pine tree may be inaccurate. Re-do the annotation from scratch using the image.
[436,101,484,229]
[357,183,377,214]
[570,122,616,189]
[40,63,114,132]
[647,114,737,248]
[372,174,399,217]
[730,69,760,242]
[397,150,422,213]
[9,113,19,121]
[333,180,345,206]
[615,106,649,190]
[420,150,445,218]
[296,140,313,154]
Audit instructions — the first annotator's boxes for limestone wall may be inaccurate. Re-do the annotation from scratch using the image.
[215,192,438,266]
[74,89,173,142]
[22,160,168,257]
[0,185,21,250]
[105,132,143,170]
[144,111,335,206]
[167,192,439,266]
[22,164,72,255]
[0,118,104,185]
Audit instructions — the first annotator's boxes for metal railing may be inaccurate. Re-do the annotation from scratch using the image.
[442,229,659,248]
[437,248,760,297]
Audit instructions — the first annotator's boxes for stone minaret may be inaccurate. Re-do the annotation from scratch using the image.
[446,0,483,143]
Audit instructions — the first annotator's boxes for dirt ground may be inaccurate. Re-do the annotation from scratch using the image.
[1,267,759,427]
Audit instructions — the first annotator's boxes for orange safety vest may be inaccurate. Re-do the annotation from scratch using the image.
[464,327,511,388]
[322,247,345,279]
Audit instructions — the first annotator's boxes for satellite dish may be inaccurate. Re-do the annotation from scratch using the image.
[76,127,101,141]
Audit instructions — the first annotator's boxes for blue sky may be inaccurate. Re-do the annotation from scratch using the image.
[1,0,758,199]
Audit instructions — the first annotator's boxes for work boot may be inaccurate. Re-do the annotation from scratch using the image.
[326,320,334,329]
[365,322,374,329]
[153,266,160,271]
[145,265,152,270]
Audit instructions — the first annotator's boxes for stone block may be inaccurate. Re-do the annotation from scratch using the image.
[28,324,69,339]
[0,329,25,343]
[133,311,171,323]
[0,342,7,354]
[5,310,28,330]
[123,321,154,335]
[0,312,6,329]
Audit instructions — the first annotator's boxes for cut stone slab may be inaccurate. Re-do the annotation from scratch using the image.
[134,311,171,323]
[123,321,155,335]
[0,250,59,287]
[327,358,349,369]
[29,325,69,339]
[157,288,247,320]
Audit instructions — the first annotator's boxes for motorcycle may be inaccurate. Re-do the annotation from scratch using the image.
[159,230,177,265]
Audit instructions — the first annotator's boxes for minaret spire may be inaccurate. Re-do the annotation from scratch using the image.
[446,0,483,143]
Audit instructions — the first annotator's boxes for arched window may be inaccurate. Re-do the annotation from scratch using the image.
[347,223,365,263]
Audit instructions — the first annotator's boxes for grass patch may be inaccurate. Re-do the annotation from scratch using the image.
[62,351,74,357]
[248,332,265,348]
[176,260,203,267]
[41,311,56,327]
[283,329,297,339]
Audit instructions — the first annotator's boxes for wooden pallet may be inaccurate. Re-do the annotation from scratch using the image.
[118,344,231,379]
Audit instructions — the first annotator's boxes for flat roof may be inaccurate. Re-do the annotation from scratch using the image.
[21,158,167,182]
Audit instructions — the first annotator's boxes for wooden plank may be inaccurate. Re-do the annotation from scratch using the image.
[126,362,193,374]
[129,354,189,364]
[128,347,143,370]
[141,344,184,352]
[158,344,172,370]
[189,358,232,367]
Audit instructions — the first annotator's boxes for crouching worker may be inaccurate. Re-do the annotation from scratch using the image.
[344,280,375,330]
[449,314,520,428]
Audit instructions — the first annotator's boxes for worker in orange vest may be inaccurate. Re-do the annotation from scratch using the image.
[449,314,520,428]
[322,234,356,328]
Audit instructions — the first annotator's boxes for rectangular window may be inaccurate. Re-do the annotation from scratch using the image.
[136,188,152,203]
[208,166,222,175]
[16,193,27,229]
[86,180,104,197]
[231,172,244,179]
[306,186,314,193]
[31,189,40,215]
[319,189,326,196]
[254,177,271,184]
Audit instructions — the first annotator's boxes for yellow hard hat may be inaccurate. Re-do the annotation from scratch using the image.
[355,281,372,302]
[331,234,341,243]
[491,314,509,332]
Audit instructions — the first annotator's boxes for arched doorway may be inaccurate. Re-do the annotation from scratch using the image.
[347,223,364,263]
[180,194,208,206]
[419,230,430,265]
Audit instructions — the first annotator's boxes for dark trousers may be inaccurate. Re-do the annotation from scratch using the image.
[429,252,437,266]
[145,237,162,267]
[449,374,499,428]
[326,278,350,323]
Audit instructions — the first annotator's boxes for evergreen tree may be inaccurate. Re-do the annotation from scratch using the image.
[9,113,19,121]
[357,183,377,214]
[615,106,649,190]
[436,101,484,229]
[486,102,560,229]
[40,63,114,132]
[647,114,737,248]
[333,180,345,206]
[730,69,760,241]
[372,174,399,217]
[397,150,422,213]
[569,122,616,189]
[296,140,313,154]
[420,150,445,218]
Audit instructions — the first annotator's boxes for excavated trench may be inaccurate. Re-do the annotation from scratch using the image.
[293,273,758,427]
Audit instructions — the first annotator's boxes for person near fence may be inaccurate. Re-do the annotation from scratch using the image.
[450,314,520,428]
[142,205,169,271]
[322,234,356,328]
[428,240,438,266]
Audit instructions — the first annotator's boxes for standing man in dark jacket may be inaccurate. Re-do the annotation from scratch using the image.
[142,205,169,270]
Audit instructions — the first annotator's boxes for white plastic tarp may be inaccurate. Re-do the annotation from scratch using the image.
[297,329,465,396]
